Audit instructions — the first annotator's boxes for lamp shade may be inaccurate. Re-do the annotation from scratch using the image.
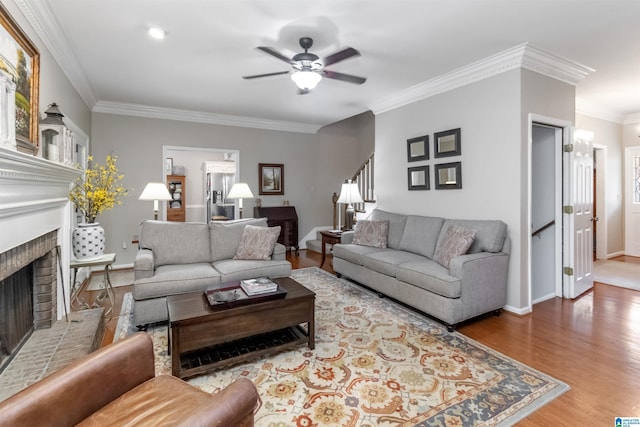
[138,182,172,201]
[291,70,321,90]
[227,182,254,199]
[337,180,363,204]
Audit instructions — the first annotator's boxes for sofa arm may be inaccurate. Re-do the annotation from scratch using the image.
[449,252,509,318]
[134,248,155,280]
[0,333,155,426]
[341,230,355,244]
[176,378,259,427]
[270,242,287,260]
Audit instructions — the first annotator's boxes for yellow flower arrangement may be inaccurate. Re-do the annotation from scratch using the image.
[69,154,128,223]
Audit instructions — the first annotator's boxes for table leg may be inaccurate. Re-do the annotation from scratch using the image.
[308,302,315,350]
[320,236,327,267]
[99,264,115,318]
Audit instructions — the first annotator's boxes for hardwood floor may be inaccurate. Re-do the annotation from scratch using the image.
[82,251,640,425]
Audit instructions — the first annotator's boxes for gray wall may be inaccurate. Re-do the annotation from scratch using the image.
[91,111,374,265]
[374,69,575,312]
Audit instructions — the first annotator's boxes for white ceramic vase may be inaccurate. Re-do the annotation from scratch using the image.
[72,223,105,260]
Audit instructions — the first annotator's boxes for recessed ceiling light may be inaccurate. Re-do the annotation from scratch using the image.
[148,26,167,40]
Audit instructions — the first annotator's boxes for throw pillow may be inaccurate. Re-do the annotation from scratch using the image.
[433,224,476,268]
[352,220,389,248]
[233,225,281,260]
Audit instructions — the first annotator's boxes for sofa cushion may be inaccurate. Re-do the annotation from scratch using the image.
[398,215,445,258]
[213,259,292,282]
[209,218,268,261]
[139,221,211,267]
[233,225,281,260]
[396,260,462,298]
[436,219,507,254]
[332,243,387,266]
[362,250,426,277]
[352,220,389,248]
[368,209,407,249]
[133,263,220,300]
[433,224,476,268]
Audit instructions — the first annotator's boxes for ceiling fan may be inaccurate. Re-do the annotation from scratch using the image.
[243,37,367,94]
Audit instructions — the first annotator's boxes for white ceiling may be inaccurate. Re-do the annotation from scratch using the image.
[20,0,640,132]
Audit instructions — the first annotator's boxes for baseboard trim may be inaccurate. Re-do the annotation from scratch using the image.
[607,251,625,259]
[504,304,532,316]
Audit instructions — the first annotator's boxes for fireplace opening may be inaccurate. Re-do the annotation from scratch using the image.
[0,263,34,373]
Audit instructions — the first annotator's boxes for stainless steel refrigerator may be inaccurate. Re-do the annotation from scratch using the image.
[204,161,236,222]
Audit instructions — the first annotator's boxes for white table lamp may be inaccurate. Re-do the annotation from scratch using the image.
[139,182,172,220]
[227,182,254,219]
[337,179,363,230]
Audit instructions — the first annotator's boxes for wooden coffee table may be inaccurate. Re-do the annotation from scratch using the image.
[167,277,315,379]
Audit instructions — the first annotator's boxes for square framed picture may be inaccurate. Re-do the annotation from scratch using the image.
[259,163,284,195]
[408,165,430,190]
[407,135,429,162]
[434,128,461,158]
[434,162,462,189]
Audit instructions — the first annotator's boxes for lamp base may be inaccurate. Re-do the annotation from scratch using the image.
[344,205,355,230]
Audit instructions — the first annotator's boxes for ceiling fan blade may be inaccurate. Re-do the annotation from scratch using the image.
[257,46,293,64]
[323,70,367,85]
[242,71,291,80]
[323,47,360,67]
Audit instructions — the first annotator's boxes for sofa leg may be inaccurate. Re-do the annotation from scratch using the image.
[335,273,341,278]
[136,324,149,332]
[446,324,456,333]
[493,309,502,317]
[377,292,385,299]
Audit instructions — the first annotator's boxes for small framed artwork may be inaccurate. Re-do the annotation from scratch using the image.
[259,163,284,195]
[408,165,429,190]
[434,128,461,158]
[0,4,40,151]
[435,162,462,189]
[406,135,429,162]
[165,157,173,174]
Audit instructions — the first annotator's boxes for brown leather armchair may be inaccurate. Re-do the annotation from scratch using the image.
[0,333,258,426]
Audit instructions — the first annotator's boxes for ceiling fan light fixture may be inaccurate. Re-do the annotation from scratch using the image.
[148,26,167,40]
[291,70,321,90]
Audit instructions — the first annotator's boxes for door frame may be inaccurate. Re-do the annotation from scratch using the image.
[527,114,570,311]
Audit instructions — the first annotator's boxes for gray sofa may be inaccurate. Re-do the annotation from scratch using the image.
[333,209,509,331]
[133,218,291,326]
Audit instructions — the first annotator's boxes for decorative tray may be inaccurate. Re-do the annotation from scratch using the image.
[204,282,287,310]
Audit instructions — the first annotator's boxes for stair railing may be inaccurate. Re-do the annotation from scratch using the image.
[350,152,375,213]
[332,152,375,229]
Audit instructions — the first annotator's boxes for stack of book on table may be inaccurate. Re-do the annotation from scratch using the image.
[240,277,278,296]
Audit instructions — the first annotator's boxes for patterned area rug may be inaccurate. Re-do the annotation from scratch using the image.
[87,269,134,291]
[115,267,569,426]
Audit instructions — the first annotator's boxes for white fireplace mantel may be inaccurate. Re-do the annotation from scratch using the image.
[0,146,82,319]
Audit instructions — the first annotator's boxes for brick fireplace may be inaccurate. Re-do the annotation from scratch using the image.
[0,146,81,369]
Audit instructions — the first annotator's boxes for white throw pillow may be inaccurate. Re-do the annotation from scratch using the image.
[233,225,281,260]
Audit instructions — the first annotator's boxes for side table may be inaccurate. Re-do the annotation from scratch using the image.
[70,253,116,318]
[319,230,342,267]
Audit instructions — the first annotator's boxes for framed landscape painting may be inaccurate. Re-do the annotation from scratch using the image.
[0,4,40,152]
[259,163,284,195]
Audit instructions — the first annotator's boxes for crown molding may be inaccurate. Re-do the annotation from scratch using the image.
[92,101,321,134]
[369,43,594,115]
[16,0,98,108]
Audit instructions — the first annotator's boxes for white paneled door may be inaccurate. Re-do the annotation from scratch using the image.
[625,147,640,257]
[563,129,594,299]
